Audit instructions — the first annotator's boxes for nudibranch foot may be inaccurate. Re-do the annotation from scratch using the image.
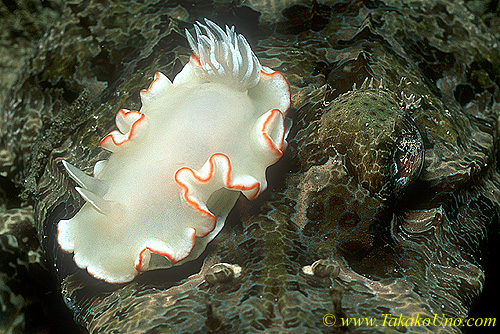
[58,19,290,283]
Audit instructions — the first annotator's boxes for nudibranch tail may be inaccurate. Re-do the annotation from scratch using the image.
[57,19,290,283]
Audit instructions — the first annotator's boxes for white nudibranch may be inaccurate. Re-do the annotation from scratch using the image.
[57,19,291,283]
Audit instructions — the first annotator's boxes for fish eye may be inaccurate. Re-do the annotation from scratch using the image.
[391,118,424,197]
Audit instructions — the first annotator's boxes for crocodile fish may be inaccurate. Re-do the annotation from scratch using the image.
[0,0,499,333]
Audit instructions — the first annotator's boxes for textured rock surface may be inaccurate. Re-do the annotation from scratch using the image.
[1,0,499,333]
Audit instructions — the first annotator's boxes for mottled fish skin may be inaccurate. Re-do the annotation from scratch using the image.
[1,0,499,333]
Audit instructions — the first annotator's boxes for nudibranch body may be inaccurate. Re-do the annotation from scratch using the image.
[58,19,291,283]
